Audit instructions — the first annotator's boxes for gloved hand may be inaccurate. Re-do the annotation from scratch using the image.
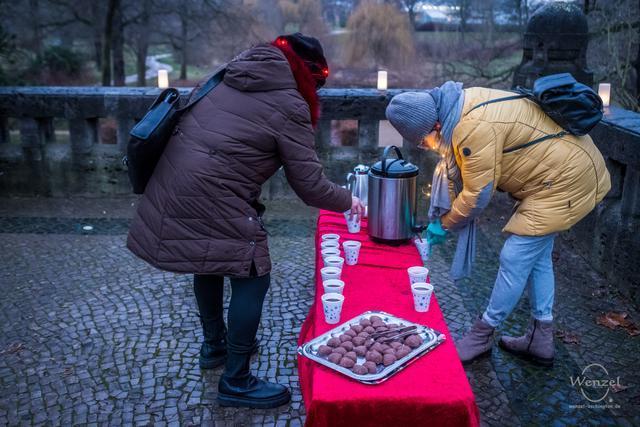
[426,218,448,247]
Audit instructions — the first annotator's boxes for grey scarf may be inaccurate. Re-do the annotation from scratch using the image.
[427,81,476,280]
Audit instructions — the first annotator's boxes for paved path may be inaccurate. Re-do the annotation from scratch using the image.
[0,196,638,426]
[124,54,173,85]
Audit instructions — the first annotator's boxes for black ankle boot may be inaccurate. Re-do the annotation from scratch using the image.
[197,313,227,369]
[217,351,290,408]
[197,314,260,369]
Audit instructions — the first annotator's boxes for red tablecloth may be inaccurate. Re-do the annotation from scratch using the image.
[297,210,480,427]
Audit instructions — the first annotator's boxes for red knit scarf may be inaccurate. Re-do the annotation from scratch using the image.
[271,41,320,127]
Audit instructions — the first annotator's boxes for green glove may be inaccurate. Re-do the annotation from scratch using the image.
[426,219,448,247]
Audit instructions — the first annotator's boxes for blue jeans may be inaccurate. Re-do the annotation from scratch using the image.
[482,233,556,327]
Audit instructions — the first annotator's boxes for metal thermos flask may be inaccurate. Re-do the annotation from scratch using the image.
[368,146,423,243]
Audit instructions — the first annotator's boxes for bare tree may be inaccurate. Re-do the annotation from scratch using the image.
[101,0,120,86]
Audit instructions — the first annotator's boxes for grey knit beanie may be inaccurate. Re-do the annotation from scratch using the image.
[385,92,438,145]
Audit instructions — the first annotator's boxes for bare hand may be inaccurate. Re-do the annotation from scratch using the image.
[350,196,365,217]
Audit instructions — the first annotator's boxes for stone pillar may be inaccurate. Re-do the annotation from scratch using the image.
[621,168,640,218]
[41,118,56,143]
[315,119,331,151]
[69,118,98,164]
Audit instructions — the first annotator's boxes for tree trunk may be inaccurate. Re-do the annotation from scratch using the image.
[101,0,120,86]
[112,3,125,86]
[636,0,640,107]
[30,0,42,57]
[459,0,468,41]
[92,6,103,69]
[180,15,188,81]
[136,0,151,86]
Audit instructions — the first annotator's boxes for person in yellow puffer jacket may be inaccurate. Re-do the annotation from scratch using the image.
[386,82,611,367]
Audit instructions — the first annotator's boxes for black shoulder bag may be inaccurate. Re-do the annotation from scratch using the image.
[125,67,226,194]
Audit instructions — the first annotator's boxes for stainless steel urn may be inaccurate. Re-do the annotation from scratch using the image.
[368,146,421,243]
[346,164,370,217]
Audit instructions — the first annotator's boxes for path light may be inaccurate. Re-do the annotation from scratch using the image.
[377,70,387,91]
[158,69,169,89]
[598,83,611,108]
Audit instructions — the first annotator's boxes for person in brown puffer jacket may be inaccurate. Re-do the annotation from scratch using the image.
[127,33,363,409]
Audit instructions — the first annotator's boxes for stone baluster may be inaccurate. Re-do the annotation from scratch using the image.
[116,117,135,153]
[19,117,45,161]
[357,119,379,156]
[69,118,98,165]
[314,119,331,151]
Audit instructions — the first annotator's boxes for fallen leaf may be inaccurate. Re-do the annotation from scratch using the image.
[611,384,630,393]
[597,312,631,329]
[624,324,640,337]
[0,342,24,355]
[556,330,580,344]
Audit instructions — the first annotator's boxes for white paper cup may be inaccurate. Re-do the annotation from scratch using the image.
[324,255,345,269]
[321,248,341,261]
[342,240,362,266]
[320,240,340,250]
[411,282,433,312]
[344,211,361,233]
[321,233,340,242]
[320,266,342,281]
[413,238,430,262]
[408,266,429,285]
[322,293,345,324]
[322,279,345,295]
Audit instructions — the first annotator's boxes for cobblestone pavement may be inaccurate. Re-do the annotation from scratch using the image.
[0,195,638,426]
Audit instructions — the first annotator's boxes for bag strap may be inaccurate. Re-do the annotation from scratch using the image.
[465,93,528,116]
[177,66,227,112]
[503,131,567,154]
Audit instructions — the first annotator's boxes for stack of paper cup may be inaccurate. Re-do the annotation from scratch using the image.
[324,255,345,269]
[344,211,361,233]
[321,240,340,250]
[322,293,345,324]
[321,233,340,243]
[322,279,345,295]
[413,237,430,262]
[321,266,342,281]
[407,266,429,285]
[321,247,341,261]
[342,240,362,266]
[411,282,433,312]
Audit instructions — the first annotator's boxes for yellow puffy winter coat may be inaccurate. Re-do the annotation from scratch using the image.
[440,87,611,236]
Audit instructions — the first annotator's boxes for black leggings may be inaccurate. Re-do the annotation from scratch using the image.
[193,272,270,354]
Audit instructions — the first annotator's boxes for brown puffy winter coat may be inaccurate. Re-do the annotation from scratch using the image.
[127,44,351,277]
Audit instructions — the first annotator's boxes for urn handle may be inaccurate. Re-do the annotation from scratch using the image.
[381,145,403,176]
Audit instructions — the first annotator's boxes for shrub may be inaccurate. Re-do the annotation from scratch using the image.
[345,2,415,68]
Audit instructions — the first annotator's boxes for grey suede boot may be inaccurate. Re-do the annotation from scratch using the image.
[455,316,495,364]
[499,319,554,367]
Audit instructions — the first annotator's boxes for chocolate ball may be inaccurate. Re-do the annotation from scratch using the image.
[352,336,366,346]
[395,347,411,359]
[365,350,383,364]
[326,338,341,348]
[369,315,383,323]
[333,346,347,355]
[363,361,378,374]
[371,342,385,353]
[352,364,368,375]
[318,345,333,356]
[387,323,399,329]
[404,335,422,349]
[351,325,364,333]
[328,353,342,364]
[383,353,397,366]
[339,334,351,343]
[359,318,372,327]
[340,341,354,352]
[344,351,357,362]
[383,348,395,355]
[339,357,355,368]
[375,326,389,333]
[344,329,357,338]
[354,345,367,357]
[389,341,402,349]
[364,326,376,334]
[357,331,369,338]
[364,338,375,348]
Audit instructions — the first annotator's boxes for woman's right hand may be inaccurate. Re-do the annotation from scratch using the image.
[350,196,365,217]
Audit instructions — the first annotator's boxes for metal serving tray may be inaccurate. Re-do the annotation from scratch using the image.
[298,310,446,385]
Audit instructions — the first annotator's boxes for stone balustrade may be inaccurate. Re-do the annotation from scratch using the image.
[0,86,638,302]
